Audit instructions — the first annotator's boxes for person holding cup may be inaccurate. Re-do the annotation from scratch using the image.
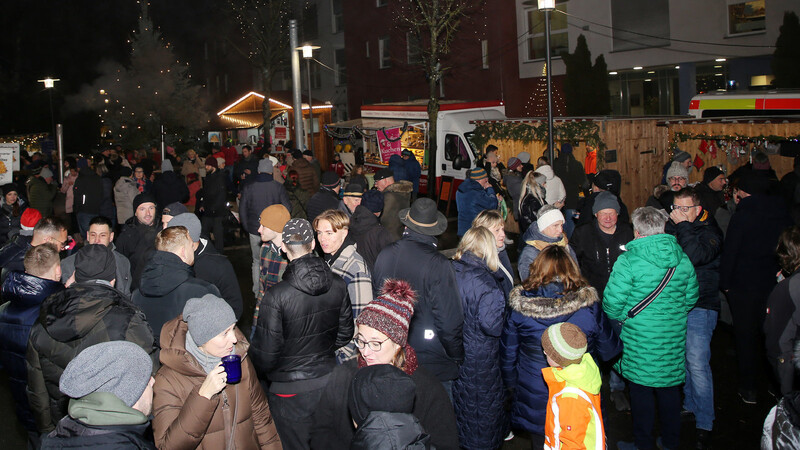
[153,294,281,449]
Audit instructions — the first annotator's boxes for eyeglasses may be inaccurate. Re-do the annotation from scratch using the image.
[670,204,700,212]
[353,336,390,352]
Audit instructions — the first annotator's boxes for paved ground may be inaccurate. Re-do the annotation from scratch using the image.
[0,217,776,448]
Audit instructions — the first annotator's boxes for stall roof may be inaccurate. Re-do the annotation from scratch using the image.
[327,118,426,130]
[214,91,332,130]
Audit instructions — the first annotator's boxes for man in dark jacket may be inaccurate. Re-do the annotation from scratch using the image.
[553,143,586,237]
[349,191,394,273]
[60,215,132,295]
[115,192,160,289]
[372,198,464,384]
[240,158,292,296]
[131,226,220,345]
[26,244,157,433]
[167,213,243,319]
[695,166,728,217]
[570,191,634,298]
[250,218,353,449]
[456,167,498,237]
[0,244,64,442]
[577,169,630,227]
[233,145,260,190]
[0,215,66,281]
[199,156,228,253]
[152,160,189,213]
[375,169,413,242]
[25,166,57,218]
[306,171,341,222]
[401,149,422,198]
[73,163,104,238]
[666,186,722,448]
[720,173,793,405]
[41,341,156,449]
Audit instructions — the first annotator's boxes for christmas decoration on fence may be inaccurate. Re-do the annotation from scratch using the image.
[670,131,800,164]
[470,120,607,164]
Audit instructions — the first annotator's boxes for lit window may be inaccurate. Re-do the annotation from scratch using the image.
[727,0,765,35]
[526,1,569,61]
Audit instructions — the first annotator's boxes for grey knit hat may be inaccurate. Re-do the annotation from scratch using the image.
[161,159,173,172]
[592,191,621,214]
[59,341,152,407]
[666,161,689,180]
[258,158,273,174]
[672,150,691,163]
[183,294,237,345]
[168,213,201,243]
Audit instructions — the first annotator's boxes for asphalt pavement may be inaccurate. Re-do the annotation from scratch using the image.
[0,218,776,449]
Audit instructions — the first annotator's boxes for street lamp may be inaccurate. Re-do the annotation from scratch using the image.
[538,0,556,165]
[297,44,320,155]
[38,77,60,141]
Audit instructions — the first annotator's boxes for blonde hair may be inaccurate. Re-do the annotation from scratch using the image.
[472,209,504,230]
[155,226,191,253]
[312,209,350,233]
[24,244,60,278]
[454,226,500,272]
[519,170,546,213]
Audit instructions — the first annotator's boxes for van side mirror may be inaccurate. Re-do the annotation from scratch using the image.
[452,155,463,170]
[461,158,471,170]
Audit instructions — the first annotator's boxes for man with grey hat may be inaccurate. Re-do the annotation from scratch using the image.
[239,156,291,296]
[250,218,353,449]
[648,161,689,211]
[27,244,157,433]
[372,198,464,386]
[167,213,243,319]
[41,341,156,448]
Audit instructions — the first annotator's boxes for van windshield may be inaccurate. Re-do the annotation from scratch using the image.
[463,132,479,158]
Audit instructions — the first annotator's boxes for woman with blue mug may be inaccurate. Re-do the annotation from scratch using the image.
[153,294,281,449]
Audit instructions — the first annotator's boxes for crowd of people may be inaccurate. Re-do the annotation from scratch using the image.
[1,140,800,450]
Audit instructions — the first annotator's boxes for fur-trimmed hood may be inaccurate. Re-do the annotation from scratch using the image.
[384,180,413,194]
[508,284,599,319]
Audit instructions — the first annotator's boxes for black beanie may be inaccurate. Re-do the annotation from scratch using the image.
[75,244,116,282]
[133,192,157,212]
[348,364,416,427]
[703,166,725,184]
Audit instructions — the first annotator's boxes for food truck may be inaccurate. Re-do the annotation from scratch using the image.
[327,100,506,195]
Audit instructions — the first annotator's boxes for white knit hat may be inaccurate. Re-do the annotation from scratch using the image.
[537,209,565,232]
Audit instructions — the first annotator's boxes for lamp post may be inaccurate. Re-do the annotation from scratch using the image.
[538,0,555,165]
[38,77,60,142]
[297,44,320,155]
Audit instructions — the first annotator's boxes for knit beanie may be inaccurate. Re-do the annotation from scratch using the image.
[283,218,314,245]
[205,156,218,169]
[702,166,725,184]
[59,341,152,407]
[75,244,117,283]
[161,160,173,172]
[672,150,691,163]
[303,149,313,157]
[560,143,573,154]
[348,364,416,428]
[592,191,620,214]
[537,208,565,232]
[291,149,304,160]
[260,204,291,233]
[666,161,689,180]
[258,158,273,174]
[361,190,384,213]
[183,294,237,346]
[133,192,157,212]
[356,279,417,347]
[2,183,18,196]
[20,208,42,235]
[162,202,188,218]
[321,171,340,188]
[469,167,488,181]
[541,322,587,367]
[168,213,201,242]
[507,157,522,172]
[517,151,531,164]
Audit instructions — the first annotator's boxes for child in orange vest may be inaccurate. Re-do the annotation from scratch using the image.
[541,322,605,450]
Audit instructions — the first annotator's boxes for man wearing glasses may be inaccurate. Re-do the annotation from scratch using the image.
[0,216,69,284]
[666,187,723,449]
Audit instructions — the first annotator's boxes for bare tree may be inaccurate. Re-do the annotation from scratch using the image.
[398,0,477,198]
[227,0,292,134]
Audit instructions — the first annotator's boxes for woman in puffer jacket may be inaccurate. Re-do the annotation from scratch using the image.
[153,294,281,449]
[452,226,508,449]
[501,245,621,448]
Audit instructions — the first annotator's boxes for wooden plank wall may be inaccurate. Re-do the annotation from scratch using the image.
[486,119,800,212]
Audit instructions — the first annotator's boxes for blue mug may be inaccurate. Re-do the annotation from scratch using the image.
[221,354,242,384]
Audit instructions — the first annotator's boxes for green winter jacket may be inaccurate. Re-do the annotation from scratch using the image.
[602,233,698,387]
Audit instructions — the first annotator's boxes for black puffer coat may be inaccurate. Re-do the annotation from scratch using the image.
[0,272,64,432]
[349,205,395,273]
[193,239,243,319]
[0,200,27,245]
[131,251,220,345]
[372,231,464,381]
[666,211,723,310]
[250,253,353,383]
[451,252,507,450]
[239,173,292,235]
[0,233,31,277]
[73,170,104,215]
[200,168,228,216]
[115,217,160,289]
[350,412,432,450]
[570,221,634,297]
[26,281,157,433]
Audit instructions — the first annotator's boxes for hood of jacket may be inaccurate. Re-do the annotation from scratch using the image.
[350,205,381,234]
[67,392,149,426]
[547,353,602,395]
[625,233,682,269]
[283,253,334,296]
[252,172,274,183]
[457,177,486,194]
[351,411,431,449]
[39,281,128,342]
[1,271,64,308]
[535,165,555,179]
[158,316,249,378]
[137,251,193,297]
[509,284,599,319]
[384,180,413,194]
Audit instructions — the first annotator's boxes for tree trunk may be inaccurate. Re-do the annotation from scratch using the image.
[427,85,439,200]
[262,69,272,144]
